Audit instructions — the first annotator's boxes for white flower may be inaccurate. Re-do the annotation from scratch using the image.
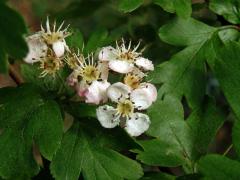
[66,53,110,105]
[98,40,154,74]
[40,17,70,57]
[96,82,153,136]
[122,71,158,109]
[24,34,48,64]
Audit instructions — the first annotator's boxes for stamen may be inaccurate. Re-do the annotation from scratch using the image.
[57,21,65,32]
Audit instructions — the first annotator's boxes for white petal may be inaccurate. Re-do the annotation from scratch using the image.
[98,46,117,61]
[76,80,89,97]
[109,60,134,74]
[97,61,109,81]
[139,83,158,102]
[24,33,47,64]
[52,41,65,57]
[130,88,152,110]
[96,105,120,128]
[85,80,110,104]
[107,82,131,103]
[125,113,150,136]
[135,57,154,71]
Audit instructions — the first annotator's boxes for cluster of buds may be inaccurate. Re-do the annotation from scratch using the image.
[24,18,157,137]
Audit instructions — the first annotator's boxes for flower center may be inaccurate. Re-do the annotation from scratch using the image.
[42,32,64,45]
[80,65,100,83]
[124,74,141,89]
[119,52,135,62]
[40,56,62,77]
[117,100,134,117]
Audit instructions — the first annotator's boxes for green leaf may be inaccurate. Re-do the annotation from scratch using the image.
[154,0,191,18]
[136,95,193,168]
[209,0,240,24]
[118,0,144,13]
[0,48,7,73]
[141,172,175,180]
[85,28,108,53]
[187,98,226,159]
[51,121,143,180]
[159,17,217,47]
[233,118,240,158]
[153,44,207,108]
[174,0,192,19]
[156,18,224,108]
[0,2,28,73]
[198,154,240,179]
[66,29,84,50]
[136,139,186,167]
[25,100,63,160]
[218,29,240,43]
[176,174,202,180]
[208,39,240,159]
[63,101,97,118]
[0,85,63,179]
[0,127,40,179]
[153,0,175,13]
[214,42,240,119]
[137,95,225,168]
[21,64,74,96]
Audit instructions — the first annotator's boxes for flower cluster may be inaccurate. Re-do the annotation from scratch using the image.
[24,18,157,137]
[96,40,157,136]
[24,17,70,77]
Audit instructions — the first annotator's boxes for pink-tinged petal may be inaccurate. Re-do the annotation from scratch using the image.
[139,83,158,102]
[85,80,110,104]
[135,57,154,71]
[109,60,134,74]
[125,113,150,136]
[130,88,152,110]
[67,72,78,86]
[24,33,47,64]
[96,105,119,128]
[76,80,89,97]
[107,82,131,103]
[97,61,109,81]
[98,46,117,61]
[52,41,65,57]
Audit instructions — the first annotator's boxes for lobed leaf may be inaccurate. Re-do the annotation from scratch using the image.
[210,0,240,24]
[0,2,28,73]
[0,85,63,179]
[51,121,143,180]
[198,154,240,179]
[118,0,144,13]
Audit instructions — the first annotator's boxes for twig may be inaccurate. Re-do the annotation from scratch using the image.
[9,64,24,85]
[223,144,233,156]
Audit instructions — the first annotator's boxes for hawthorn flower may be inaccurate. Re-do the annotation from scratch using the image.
[98,39,154,74]
[66,53,110,104]
[40,17,70,57]
[96,82,157,136]
[122,69,158,105]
